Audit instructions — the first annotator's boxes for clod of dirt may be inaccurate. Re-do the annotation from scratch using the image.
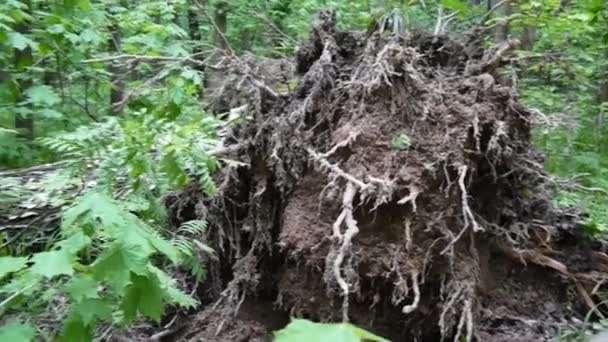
[169,10,608,342]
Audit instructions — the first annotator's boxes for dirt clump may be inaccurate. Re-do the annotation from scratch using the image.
[169,10,608,342]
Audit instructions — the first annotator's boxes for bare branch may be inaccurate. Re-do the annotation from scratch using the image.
[480,0,509,24]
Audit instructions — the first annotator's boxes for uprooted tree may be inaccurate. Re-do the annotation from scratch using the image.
[2,8,607,342]
[159,9,608,342]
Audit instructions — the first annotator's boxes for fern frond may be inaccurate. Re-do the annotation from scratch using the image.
[177,220,207,236]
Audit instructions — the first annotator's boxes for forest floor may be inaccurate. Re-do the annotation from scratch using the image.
[154,10,608,342]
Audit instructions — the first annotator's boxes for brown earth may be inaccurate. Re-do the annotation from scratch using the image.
[162,10,608,342]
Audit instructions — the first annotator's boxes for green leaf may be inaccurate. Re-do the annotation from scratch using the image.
[0,322,35,342]
[79,29,100,44]
[30,250,74,278]
[148,265,197,308]
[72,298,112,325]
[56,232,92,254]
[40,108,63,119]
[8,32,36,51]
[0,256,28,280]
[93,243,148,290]
[46,24,65,34]
[440,0,468,13]
[391,133,411,151]
[25,85,60,106]
[160,152,188,187]
[273,319,390,342]
[57,317,92,342]
[65,275,98,302]
[121,273,163,322]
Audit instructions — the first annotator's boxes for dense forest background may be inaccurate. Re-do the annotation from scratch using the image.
[0,0,607,341]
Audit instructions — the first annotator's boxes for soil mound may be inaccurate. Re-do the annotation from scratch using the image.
[170,10,607,342]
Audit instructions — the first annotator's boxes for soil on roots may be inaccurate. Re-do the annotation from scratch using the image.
[168,10,608,342]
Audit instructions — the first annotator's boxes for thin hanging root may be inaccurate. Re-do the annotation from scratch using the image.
[401,271,420,314]
[439,282,476,342]
[332,182,360,322]
[472,113,481,152]
[458,166,483,233]
[332,183,356,238]
[441,166,483,255]
[404,218,412,251]
[453,298,474,342]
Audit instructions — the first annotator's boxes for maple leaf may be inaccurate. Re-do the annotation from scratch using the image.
[65,275,98,302]
[120,273,163,322]
[92,243,148,291]
[0,322,34,342]
[0,256,28,280]
[30,250,74,278]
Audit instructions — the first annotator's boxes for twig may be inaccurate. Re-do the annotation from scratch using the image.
[480,0,509,24]
[433,6,458,36]
[0,282,37,311]
[480,38,520,74]
[199,5,235,56]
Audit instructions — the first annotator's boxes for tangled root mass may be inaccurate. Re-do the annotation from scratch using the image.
[170,10,608,342]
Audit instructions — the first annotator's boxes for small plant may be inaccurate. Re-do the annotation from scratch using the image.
[391,133,411,151]
[0,191,205,341]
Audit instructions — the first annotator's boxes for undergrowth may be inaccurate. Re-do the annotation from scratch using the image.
[0,99,224,340]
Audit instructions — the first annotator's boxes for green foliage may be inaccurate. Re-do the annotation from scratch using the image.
[513,0,608,237]
[274,318,390,342]
[0,191,200,340]
[391,133,411,151]
[0,322,35,342]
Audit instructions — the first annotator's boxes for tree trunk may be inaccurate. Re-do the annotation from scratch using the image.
[187,7,207,96]
[495,0,512,43]
[108,21,125,115]
[520,26,536,50]
[213,1,229,51]
[14,0,34,140]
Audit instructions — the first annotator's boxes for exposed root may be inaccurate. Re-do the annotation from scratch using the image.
[441,165,483,255]
[457,166,483,233]
[397,185,421,212]
[321,133,360,158]
[404,218,412,252]
[307,147,369,190]
[439,280,476,342]
[401,271,421,314]
[330,182,360,322]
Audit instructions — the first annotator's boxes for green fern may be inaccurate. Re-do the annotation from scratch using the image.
[173,220,214,282]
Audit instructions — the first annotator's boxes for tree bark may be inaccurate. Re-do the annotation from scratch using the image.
[187,7,207,96]
[108,20,125,115]
[14,0,34,140]
[495,0,512,43]
[213,1,229,51]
